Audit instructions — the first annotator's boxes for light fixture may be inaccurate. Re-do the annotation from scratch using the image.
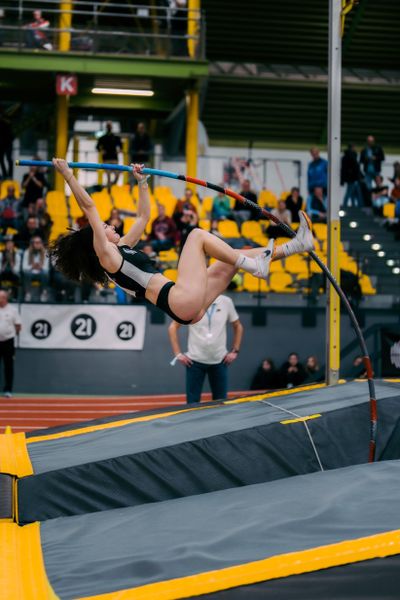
[371,243,381,251]
[91,87,154,97]
[363,234,372,241]
[387,259,395,267]
[349,221,358,228]
[339,209,345,217]
[393,267,400,275]
[377,251,385,257]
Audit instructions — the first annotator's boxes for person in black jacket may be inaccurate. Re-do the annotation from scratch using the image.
[341,144,363,208]
[285,187,303,223]
[360,135,385,190]
[250,358,281,390]
[280,352,306,388]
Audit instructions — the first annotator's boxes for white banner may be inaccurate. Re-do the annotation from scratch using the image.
[19,305,146,350]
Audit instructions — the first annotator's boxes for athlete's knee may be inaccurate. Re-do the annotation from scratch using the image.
[187,228,206,243]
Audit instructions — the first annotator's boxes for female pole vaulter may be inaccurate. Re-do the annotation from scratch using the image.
[50,158,314,324]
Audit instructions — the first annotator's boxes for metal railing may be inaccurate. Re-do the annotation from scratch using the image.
[0,0,204,59]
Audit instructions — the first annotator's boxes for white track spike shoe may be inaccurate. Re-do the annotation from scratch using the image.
[253,238,275,280]
[282,211,315,257]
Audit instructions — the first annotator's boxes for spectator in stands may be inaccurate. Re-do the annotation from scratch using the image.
[232,179,259,227]
[168,294,243,404]
[0,184,21,234]
[170,0,189,56]
[390,178,400,204]
[23,9,53,50]
[35,198,53,242]
[390,161,400,183]
[280,352,306,388]
[0,112,14,180]
[148,203,177,252]
[307,147,328,197]
[308,187,327,223]
[250,358,281,390]
[371,175,390,215]
[304,355,324,383]
[178,208,199,251]
[211,191,231,221]
[51,259,76,303]
[17,216,45,249]
[96,122,122,189]
[21,165,47,207]
[130,122,153,164]
[341,144,363,208]
[106,208,124,237]
[173,188,198,227]
[267,200,292,239]
[0,240,22,299]
[22,236,49,301]
[285,187,303,223]
[346,355,367,379]
[0,289,21,398]
[360,135,385,190]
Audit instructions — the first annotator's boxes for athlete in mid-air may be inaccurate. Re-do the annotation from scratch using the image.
[51,158,314,324]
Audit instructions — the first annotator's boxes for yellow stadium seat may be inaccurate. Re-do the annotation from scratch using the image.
[270,259,284,273]
[1,179,20,198]
[157,196,176,217]
[68,194,82,219]
[252,234,269,246]
[383,203,395,218]
[312,223,328,240]
[258,189,278,209]
[159,249,178,262]
[200,196,214,218]
[280,190,291,200]
[199,219,211,231]
[269,272,296,293]
[241,221,263,239]
[284,255,308,274]
[163,268,178,282]
[217,220,240,238]
[123,217,135,232]
[46,191,68,217]
[242,273,269,293]
[49,216,69,241]
[111,186,135,212]
[92,191,113,221]
[360,274,376,295]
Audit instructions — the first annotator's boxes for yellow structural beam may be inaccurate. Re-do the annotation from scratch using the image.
[185,88,199,189]
[328,219,341,377]
[59,2,73,52]
[188,0,201,58]
[55,96,69,192]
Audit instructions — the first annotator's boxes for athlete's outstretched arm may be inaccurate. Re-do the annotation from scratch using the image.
[119,164,151,248]
[52,158,110,258]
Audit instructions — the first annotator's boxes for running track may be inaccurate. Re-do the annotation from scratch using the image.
[0,391,251,433]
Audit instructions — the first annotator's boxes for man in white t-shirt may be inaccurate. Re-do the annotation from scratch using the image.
[0,289,21,397]
[168,295,243,404]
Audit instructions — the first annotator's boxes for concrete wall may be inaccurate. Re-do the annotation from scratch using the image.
[11,306,400,396]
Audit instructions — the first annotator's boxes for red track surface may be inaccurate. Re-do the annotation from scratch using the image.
[0,391,248,433]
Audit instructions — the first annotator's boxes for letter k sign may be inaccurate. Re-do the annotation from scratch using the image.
[56,74,78,96]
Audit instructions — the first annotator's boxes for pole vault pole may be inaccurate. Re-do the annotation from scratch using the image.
[326,0,342,386]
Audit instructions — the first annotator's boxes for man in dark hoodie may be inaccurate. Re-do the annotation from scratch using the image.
[341,144,363,208]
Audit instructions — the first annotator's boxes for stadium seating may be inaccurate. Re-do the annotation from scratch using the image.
[258,189,278,209]
[269,272,296,293]
[0,179,20,198]
[217,220,240,238]
[383,203,395,219]
[242,273,269,292]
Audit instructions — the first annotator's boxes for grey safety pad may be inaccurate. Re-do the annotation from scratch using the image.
[28,381,399,474]
[41,459,400,600]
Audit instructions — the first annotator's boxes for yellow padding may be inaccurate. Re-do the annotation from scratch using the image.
[84,529,400,600]
[0,523,58,600]
[27,404,222,445]
[0,432,33,477]
[225,383,326,404]
[281,413,321,425]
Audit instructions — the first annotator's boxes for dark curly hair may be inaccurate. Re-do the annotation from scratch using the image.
[49,226,108,285]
